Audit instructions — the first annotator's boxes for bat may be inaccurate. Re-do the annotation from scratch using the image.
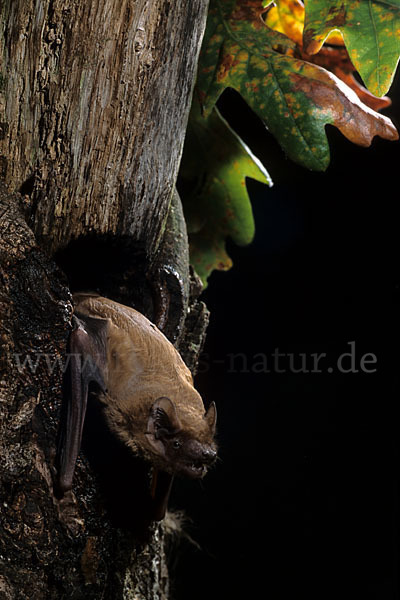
[55,293,217,520]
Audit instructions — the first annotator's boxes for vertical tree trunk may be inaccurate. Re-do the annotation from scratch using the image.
[1,0,207,255]
[0,1,209,597]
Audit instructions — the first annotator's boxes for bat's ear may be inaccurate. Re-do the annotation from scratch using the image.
[146,397,182,455]
[150,396,182,437]
[204,401,217,435]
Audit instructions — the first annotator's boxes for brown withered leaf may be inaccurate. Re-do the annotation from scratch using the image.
[298,46,393,112]
[291,63,398,147]
[265,1,393,111]
[333,71,392,112]
[303,0,400,97]
[198,0,398,170]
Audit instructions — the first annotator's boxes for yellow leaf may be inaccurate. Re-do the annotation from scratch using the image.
[325,30,344,46]
[265,0,305,45]
[265,0,344,48]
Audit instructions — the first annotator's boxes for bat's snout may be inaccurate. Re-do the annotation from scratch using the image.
[180,443,217,479]
[202,448,217,465]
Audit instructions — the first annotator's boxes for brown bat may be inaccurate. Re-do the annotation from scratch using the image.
[56,293,217,520]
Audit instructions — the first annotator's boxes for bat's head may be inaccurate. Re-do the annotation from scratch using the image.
[145,397,217,478]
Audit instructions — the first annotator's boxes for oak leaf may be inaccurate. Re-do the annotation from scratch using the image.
[303,0,400,97]
[265,1,392,110]
[197,0,398,171]
[179,103,271,286]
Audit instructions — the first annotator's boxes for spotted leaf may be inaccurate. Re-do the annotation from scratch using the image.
[197,0,398,171]
[264,1,392,111]
[303,0,400,97]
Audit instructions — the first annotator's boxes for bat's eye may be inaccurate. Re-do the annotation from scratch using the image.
[172,440,182,450]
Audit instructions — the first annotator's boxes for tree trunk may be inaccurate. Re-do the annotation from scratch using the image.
[0,1,209,597]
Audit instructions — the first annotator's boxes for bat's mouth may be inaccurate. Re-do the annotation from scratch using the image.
[180,447,217,479]
[182,461,208,479]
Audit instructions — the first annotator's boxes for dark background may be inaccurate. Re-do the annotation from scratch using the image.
[171,72,400,599]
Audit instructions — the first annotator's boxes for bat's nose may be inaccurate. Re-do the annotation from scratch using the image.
[202,448,217,464]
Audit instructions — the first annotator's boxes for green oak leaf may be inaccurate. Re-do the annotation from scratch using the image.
[179,101,272,286]
[303,0,400,97]
[197,0,398,171]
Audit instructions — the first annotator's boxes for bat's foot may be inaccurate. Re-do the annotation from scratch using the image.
[150,468,174,521]
[55,489,85,536]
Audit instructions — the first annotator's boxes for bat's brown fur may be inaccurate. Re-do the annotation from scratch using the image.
[73,294,216,475]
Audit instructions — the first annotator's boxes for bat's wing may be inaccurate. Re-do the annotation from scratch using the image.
[55,312,108,496]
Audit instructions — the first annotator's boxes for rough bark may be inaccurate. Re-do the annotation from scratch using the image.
[0,0,207,256]
[0,0,209,597]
